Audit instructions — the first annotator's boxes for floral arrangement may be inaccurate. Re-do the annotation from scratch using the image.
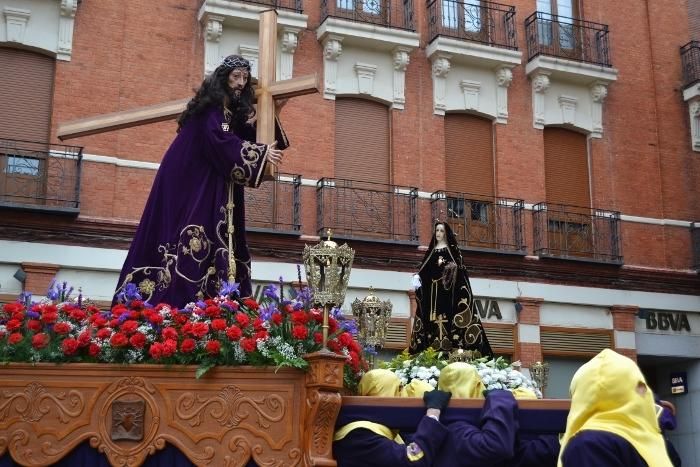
[0,278,368,390]
[382,348,543,398]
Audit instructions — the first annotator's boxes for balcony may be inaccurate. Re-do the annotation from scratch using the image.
[693,225,700,271]
[0,139,82,215]
[427,0,517,50]
[532,203,622,264]
[525,11,611,67]
[681,41,700,89]
[245,173,301,234]
[431,191,525,253]
[316,178,418,243]
[320,0,415,31]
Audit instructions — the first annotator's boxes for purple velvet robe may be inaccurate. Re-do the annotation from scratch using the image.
[434,390,519,467]
[115,105,287,306]
[333,417,449,467]
[560,431,648,467]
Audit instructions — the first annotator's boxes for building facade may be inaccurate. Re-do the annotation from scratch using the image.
[1,0,699,462]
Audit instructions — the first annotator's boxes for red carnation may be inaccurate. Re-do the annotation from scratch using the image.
[240,337,256,353]
[53,322,71,335]
[93,316,108,328]
[205,340,221,355]
[88,343,101,357]
[69,309,87,321]
[292,325,308,340]
[120,320,139,335]
[149,342,164,360]
[78,331,92,347]
[147,313,164,325]
[205,305,221,318]
[339,332,353,347]
[8,333,23,345]
[350,340,362,354]
[3,303,24,314]
[40,311,58,324]
[180,338,196,353]
[31,333,49,349]
[6,319,21,332]
[243,298,259,311]
[110,332,129,347]
[96,327,112,340]
[27,319,42,332]
[283,304,294,314]
[62,338,79,355]
[327,339,341,352]
[162,326,179,340]
[129,332,147,349]
[253,317,265,331]
[191,322,209,338]
[271,313,283,326]
[328,317,338,334]
[255,330,269,341]
[235,313,250,328]
[211,318,227,331]
[162,338,177,357]
[291,311,309,325]
[226,326,242,341]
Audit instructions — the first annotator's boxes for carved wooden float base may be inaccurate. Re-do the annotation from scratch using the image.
[0,351,346,467]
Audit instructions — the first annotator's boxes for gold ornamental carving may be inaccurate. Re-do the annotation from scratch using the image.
[0,381,84,423]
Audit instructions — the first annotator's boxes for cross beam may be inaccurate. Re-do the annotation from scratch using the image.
[57,10,319,177]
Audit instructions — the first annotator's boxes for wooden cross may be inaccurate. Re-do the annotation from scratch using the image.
[57,10,317,177]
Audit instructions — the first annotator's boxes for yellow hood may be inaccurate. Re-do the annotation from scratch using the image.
[558,349,672,467]
[358,369,401,397]
[438,362,485,399]
[401,379,435,398]
[512,387,538,400]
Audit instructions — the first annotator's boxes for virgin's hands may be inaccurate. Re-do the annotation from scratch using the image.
[267,141,283,168]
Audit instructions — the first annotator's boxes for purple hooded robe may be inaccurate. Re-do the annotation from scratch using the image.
[114,105,288,307]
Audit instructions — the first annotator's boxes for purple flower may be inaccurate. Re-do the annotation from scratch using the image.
[26,310,40,319]
[19,291,32,307]
[46,279,59,301]
[115,283,142,304]
[219,281,239,297]
[263,284,279,302]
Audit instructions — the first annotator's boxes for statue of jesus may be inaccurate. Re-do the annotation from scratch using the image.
[114,55,287,306]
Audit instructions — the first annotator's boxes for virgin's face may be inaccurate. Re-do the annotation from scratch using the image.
[228,68,249,95]
[435,224,446,243]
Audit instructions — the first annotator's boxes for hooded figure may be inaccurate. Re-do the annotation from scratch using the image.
[558,349,673,467]
[409,221,492,356]
[433,362,518,467]
[333,369,451,467]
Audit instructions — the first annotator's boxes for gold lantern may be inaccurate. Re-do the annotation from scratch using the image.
[529,361,550,395]
[351,287,392,367]
[303,229,355,348]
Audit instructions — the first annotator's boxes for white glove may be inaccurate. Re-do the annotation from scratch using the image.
[411,274,422,290]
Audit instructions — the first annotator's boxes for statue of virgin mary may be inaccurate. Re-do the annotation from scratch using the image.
[409,221,492,356]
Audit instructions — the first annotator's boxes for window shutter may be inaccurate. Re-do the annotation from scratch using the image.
[334,98,390,185]
[0,48,54,142]
[444,113,494,197]
[543,128,590,208]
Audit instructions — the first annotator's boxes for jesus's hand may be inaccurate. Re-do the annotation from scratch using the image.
[267,141,284,168]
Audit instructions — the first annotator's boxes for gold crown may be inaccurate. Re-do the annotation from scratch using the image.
[448,348,482,363]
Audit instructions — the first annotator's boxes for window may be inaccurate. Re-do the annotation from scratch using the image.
[5,156,41,176]
[442,0,481,32]
[536,0,577,49]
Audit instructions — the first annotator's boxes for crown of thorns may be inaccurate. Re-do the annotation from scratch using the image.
[221,55,251,70]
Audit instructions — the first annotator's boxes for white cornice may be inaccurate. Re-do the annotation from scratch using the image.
[426,37,522,68]
[525,55,618,85]
[197,0,308,30]
[316,17,419,51]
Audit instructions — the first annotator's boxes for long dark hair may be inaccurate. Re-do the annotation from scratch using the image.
[177,55,255,132]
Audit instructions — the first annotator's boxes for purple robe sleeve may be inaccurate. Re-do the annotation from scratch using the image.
[200,109,270,188]
[560,431,649,467]
[333,417,448,467]
[449,390,519,464]
[513,435,560,467]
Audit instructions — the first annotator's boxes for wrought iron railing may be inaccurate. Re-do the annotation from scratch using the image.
[245,173,301,233]
[321,0,415,31]
[317,178,418,242]
[431,191,525,252]
[427,0,517,50]
[692,225,700,270]
[533,202,622,263]
[681,41,700,88]
[525,11,612,67]
[221,0,303,12]
[0,138,82,214]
